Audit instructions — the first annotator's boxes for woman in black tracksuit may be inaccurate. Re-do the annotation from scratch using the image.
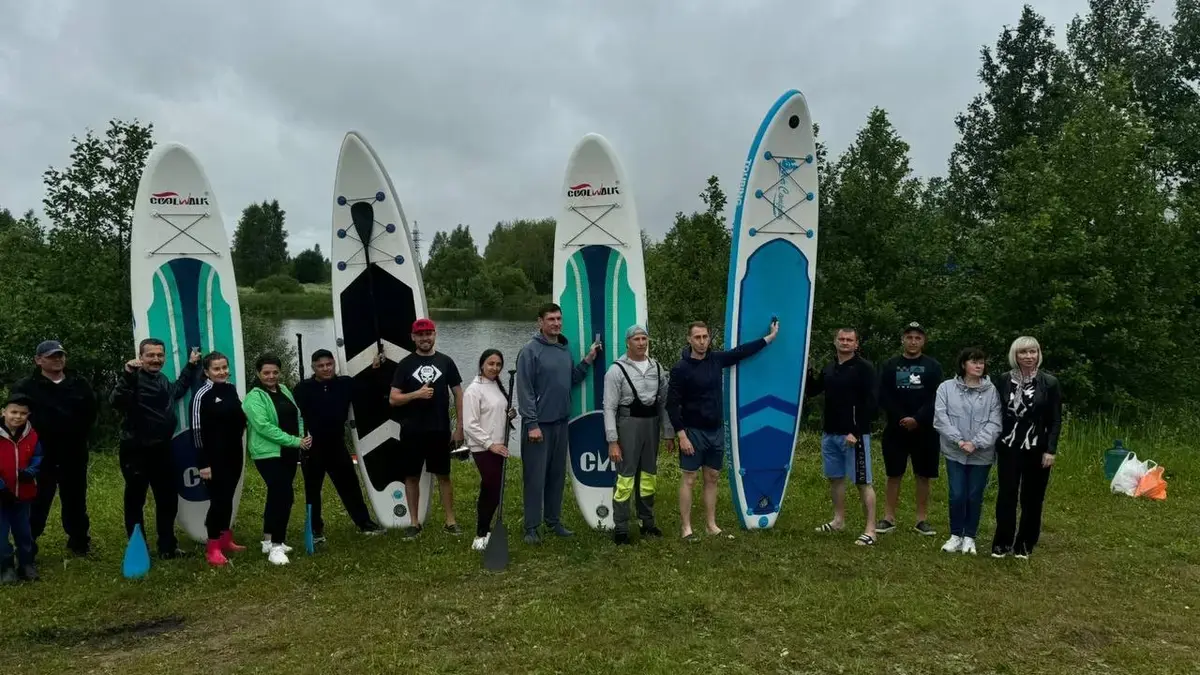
[191,351,248,566]
[991,336,1063,560]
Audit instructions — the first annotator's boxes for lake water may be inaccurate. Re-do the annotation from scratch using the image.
[279,315,536,455]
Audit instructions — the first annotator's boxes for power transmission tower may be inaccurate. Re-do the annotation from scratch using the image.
[411,220,423,267]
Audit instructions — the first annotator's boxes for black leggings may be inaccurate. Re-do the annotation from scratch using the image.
[255,449,298,544]
[472,451,504,538]
[204,455,243,540]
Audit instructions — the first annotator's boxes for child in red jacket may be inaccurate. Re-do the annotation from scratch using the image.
[0,394,43,583]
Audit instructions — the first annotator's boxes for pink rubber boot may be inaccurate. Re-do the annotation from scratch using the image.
[206,539,229,566]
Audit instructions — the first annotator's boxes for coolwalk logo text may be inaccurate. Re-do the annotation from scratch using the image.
[150,191,210,206]
[566,182,620,198]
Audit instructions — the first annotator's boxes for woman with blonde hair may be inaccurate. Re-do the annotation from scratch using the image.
[991,336,1062,559]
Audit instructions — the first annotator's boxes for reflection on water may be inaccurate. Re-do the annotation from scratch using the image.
[279,314,536,456]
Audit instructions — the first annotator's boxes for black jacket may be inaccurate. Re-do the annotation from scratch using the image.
[11,370,97,456]
[995,371,1063,455]
[666,340,767,432]
[111,362,201,448]
[806,355,877,436]
[191,380,246,470]
[292,375,354,440]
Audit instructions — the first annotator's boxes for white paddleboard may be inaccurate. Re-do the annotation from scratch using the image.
[553,133,648,531]
[130,142,247,544]
[331,130,432,530]
[725,89,819,530]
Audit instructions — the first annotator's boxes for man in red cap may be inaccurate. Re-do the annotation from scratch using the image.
[389,318,464,539]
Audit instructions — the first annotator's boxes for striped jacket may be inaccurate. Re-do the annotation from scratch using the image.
[190,380,246,469]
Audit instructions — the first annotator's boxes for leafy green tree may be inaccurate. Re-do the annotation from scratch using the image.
[483,218,555,295]
[423,224,482,301]
[293,244,329,284]
[231,200,289,285]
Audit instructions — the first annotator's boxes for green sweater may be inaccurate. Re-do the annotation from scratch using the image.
[242,384,305,460]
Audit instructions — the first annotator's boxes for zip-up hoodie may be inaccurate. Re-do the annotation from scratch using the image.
[110,362,201,449]
[933,376,1002,466]
[666,339,767,433]
[190,380,247,471]
[603,353,674,442]
[242,382,305,460]
[12,370,96,457]
[805,355,877,436]
[516,331,590,432]
[0,422,42,502]
[463,375,511,452]
[293,375,354,440]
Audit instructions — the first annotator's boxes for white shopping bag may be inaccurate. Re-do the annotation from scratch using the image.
[1110,452,1149,496]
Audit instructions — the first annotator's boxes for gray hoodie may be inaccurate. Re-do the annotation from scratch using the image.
[602,353,674,442]
[516,331,591,432]
[933,376,1002,466]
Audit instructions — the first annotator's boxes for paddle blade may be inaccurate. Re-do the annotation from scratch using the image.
[123,524,151,579]
[305,504,315,555]
[483,520,509,572]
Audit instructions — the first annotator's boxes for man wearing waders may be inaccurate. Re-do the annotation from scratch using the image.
[602,325,675,545]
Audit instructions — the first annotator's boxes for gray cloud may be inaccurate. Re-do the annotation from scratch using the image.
[0,0,1177,258]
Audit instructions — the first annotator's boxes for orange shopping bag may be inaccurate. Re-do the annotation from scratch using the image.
[1133,465,1167,501]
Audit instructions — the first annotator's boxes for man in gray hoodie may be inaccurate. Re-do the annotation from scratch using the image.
[602,324,675,545]
[516,303,600,544]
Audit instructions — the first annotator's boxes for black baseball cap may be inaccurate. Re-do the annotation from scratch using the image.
[902,322,926,335]
[35,340,65,357]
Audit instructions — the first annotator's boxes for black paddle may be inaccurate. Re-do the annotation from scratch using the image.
[350,201,385,356]
[483,368,517,572]
[296,333,305,379]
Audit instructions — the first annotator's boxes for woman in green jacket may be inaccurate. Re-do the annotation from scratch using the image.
[243,355,311,566]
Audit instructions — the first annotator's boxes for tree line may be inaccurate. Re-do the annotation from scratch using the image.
[0,0,1196,438]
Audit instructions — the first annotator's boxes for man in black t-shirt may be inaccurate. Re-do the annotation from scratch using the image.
[389,318,464,539]
[877,321,944,537]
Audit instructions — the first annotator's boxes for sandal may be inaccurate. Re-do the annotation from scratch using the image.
[815,522,843,534]
[855,533,876,546]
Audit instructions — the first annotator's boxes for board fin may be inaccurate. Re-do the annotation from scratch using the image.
[123,524,151,579]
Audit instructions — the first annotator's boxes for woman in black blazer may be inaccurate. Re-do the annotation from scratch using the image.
[991,336,1062,559]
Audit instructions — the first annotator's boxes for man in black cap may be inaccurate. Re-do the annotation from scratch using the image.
[877,322,943,536]
[12,340,98,557]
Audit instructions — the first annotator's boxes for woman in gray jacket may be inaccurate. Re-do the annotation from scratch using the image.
[933,348,1002,555]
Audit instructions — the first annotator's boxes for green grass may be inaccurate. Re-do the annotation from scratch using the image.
[238,286,332,318]
[2,418,1197,674]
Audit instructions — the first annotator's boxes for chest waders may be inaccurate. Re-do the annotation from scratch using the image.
[612,362,661,535]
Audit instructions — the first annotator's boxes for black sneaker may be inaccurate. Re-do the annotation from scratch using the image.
[444,523,464,536]
[523,528,541,545]
[614,532,631,545]
[158,548,187,559]
[402,526,422,540]
[311,533,327,545]
[875,519,897,533]
[358,521,384,536]
[991,545,1012,559]
[913,521,937,536]
[640,525,664,538]
[18,564,38,582]
[1014,544,1030,560]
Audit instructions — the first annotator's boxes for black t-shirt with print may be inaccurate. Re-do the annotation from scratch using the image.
[392,352,462,432]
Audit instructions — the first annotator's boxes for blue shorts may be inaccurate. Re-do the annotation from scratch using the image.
[679,427,724,472]
[821,433,873,485]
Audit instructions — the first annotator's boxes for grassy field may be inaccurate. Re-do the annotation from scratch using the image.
[1,417,1196,674]
[238,284,333,318]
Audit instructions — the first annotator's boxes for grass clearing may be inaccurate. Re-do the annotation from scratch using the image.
[1,418,1197,673]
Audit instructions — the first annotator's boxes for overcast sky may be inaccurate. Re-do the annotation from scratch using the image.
[0,0,1178,259]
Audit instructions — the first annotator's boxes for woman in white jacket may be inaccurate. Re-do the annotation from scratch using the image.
[933,347,1002,555]
[462,349,515,551]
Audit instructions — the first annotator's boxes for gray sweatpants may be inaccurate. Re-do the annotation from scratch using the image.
[522,421,569,530]
[613,415,660,534]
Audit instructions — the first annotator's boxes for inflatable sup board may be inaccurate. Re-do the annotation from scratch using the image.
[331,130,431,530]
[554,133,647,531]
[725,90,819,530]
[130,142,246,544]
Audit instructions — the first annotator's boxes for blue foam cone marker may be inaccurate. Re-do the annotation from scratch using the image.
[123,524,151,579]
[304,503,315,555]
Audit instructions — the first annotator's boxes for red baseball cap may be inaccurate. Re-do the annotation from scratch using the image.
[412,318,436,333]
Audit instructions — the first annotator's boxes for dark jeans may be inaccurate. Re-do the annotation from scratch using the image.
[0,501,33,567]
[120,442,179,554]
[255,449,299,544]
[473,451,505,537]
[992,447,1052,553]
[302,436,372,534]
[945,459,991,538]
[29,450,91,555]
[204,457,243,540]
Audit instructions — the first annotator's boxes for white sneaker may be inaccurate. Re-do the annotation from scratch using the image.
[941,535,963,553]
[471,536,488,551]
[261,540,294,554]
[268,544,290,565]
[961,537,977,555]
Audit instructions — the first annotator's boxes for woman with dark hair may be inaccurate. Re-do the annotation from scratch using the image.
[991,336,1062,559]
[933,348,1001,555]
[461,349,516,551]
[242,354,310,565]
[191,351,248,566]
